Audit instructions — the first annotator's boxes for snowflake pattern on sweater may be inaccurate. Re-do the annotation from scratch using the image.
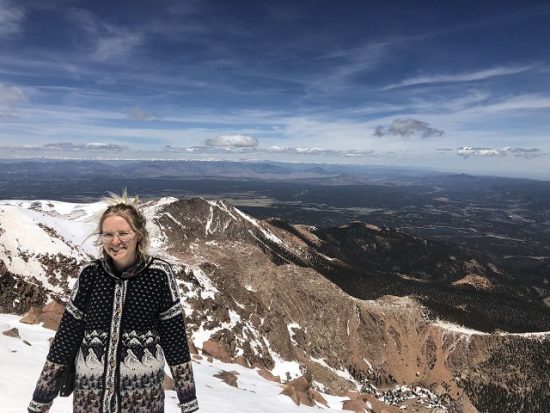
[28,256,198,413]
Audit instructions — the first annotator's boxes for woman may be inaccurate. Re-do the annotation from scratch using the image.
[28,193,198,413]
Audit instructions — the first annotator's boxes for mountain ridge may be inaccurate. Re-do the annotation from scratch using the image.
[1,197,548,412]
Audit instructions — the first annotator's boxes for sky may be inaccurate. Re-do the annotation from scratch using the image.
[0,0,549,179]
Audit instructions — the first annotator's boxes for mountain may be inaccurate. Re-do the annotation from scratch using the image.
[1,197,548,412]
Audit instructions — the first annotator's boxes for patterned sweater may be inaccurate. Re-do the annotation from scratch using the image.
[28,256,199,413]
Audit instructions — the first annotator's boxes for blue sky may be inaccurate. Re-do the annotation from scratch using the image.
[1,0,549,179]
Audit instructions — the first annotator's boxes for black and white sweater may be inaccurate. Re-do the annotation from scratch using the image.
[28,256,199,413]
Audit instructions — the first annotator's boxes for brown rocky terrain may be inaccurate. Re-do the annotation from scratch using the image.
[2,197,548,412]
[148,198,549,412]
[0,260,48,314]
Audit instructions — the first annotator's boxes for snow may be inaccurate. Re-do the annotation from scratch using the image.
[205,205,214,235]
[142,197,179,253]
[268,350,303,382]
[0,314,347,412]
[0,200,105,222]
[0,200,103,257]
[363,358,373,369]
[206,199,240,222]
[0,205,92,291]
[190,266,219,300]
[318,253,336,261]
[434,320,489,336]
[287,322,301,346]
[191,322,221,348]
[233,207,283,245]
[228,309,241,324]
[434,320,550,338]
[247,230,295,264]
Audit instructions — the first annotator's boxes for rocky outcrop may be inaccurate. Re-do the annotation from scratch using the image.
[279,376,323,407]
[0,260,47,314]
[37,253,83,293]
[2,327,20,338]
[202,340,232,363]
[19,300,65,330]
[213,370,239,388]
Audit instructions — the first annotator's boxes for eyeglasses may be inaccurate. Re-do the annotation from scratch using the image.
[99,231,135,243]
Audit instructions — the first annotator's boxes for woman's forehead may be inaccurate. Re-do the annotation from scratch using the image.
[102,215,132,230]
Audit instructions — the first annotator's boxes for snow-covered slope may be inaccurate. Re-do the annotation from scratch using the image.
[0,314,348,413]
[0,200,102,293]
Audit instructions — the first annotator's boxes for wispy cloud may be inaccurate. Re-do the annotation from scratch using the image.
[0,0,24,37]
[463,94,550,114]
[0,82,26,106]
[67,8,143,61]
[2,141,126,151]
[374,119,444,138]
[307,41,395,95]
[457,146,544,159]
[383,66,533,90]
[0,82,26,119]
[94,26,143,61]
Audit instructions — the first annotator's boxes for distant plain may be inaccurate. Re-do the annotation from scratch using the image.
[1,159,548,287]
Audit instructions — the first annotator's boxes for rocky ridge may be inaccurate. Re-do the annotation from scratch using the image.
[1,197,548,412]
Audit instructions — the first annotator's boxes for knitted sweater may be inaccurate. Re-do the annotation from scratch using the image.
[28,256,199,413]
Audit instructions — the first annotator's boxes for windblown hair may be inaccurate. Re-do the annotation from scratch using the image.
[95,189,149,258]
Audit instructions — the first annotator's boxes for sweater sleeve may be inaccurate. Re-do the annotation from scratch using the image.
[158,263,199,413]
[28,264,92,413]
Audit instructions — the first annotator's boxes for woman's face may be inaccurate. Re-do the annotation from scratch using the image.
[101,215,140,270]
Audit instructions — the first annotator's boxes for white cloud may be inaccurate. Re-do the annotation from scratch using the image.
[0,0,24,37]
[457,146,543,159]
[374,118,444,138]
[206,134,259,147]
[383,66,533,90]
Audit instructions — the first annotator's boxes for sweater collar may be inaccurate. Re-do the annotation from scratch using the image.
[100,254,152,280]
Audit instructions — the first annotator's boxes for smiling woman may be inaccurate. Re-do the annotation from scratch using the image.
[97,202,148,272]
[28,191,199,413]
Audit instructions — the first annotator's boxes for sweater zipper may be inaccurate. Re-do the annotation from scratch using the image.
[102,279,127,413]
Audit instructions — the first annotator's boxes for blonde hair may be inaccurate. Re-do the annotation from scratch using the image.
[95,189,149,258]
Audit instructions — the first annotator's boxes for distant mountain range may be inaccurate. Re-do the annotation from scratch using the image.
[1,159,548,296]
[1,197,548,412]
